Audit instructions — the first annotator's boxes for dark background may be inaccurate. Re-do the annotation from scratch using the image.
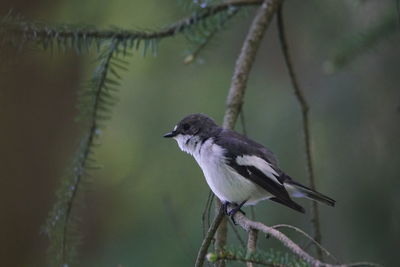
[0,0,399,266]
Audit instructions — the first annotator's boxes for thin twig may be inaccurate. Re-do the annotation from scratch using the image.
[239,107,248,136]
[195,207,225,267]
[276,2,323,259]
[228,219,246,248]
[230,209,381,267]
[234,210,323,266]
[202,190,214,237]
[271,224,339,264]
[207,194,214,231]
[246,228,258,267]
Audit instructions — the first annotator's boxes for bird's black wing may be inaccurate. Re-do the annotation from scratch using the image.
[216,129,279,165]
[215,129,305,213]
[215,129,282,174]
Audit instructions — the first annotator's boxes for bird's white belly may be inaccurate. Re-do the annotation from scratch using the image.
[193,139,270,205]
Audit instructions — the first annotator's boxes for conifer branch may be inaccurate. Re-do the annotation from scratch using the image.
[276,2,323,259]
[325,12,398,72]
[1,0,262,53]
[206,246,312,266]
[183,7,239,64]
[208,251,285,267]
[44,39,125,266]
[62,40,118,264]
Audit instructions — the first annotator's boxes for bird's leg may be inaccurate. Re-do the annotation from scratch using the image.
[228,200,247,225]
[228,200,247,216]
[221,201,231,215]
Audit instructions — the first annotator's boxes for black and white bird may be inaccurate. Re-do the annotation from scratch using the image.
[164,113,335,219]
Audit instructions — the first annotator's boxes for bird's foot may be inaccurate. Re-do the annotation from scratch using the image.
[227,201,247,225]
[221,201,231,215]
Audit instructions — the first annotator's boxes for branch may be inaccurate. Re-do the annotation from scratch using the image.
[235,211,324,266]
[223,0,282,129]
[246,228,258,267]
[231,210,381,267]
[214,201,228,267]
[195,207,225,267]
[276,2,323,258]
[202,206,381,267]
[3,0,262,49]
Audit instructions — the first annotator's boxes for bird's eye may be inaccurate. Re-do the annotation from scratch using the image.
[182,123,190,131]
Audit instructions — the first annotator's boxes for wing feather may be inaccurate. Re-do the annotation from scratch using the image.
[215,129,304,212]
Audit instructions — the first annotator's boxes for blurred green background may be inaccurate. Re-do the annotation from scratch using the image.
[0,0,399,266]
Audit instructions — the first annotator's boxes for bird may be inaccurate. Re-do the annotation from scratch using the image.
[163,113,335,220]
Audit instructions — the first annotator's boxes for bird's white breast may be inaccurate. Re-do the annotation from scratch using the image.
[174,135,269,205]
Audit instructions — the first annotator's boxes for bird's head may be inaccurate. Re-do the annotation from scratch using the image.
[163,113,219,154]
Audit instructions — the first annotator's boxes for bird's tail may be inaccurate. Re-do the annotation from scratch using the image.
[285,180,336,207]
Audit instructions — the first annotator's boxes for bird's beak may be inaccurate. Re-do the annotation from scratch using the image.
[163,131,177,138]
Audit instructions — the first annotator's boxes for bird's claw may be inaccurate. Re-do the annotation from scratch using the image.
[223,201,246,225]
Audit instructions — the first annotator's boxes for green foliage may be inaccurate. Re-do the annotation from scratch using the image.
[43,39,129,266]
[326,11,398,72]
[208,247,309,266]
[0,2,255,57]
[183,5,240,64]
[8,2,257,265]
[0,1,319,266]
[179,0,224,11]
[0,12,98,54]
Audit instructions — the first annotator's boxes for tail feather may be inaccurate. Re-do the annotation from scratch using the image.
[286,181,336,207]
